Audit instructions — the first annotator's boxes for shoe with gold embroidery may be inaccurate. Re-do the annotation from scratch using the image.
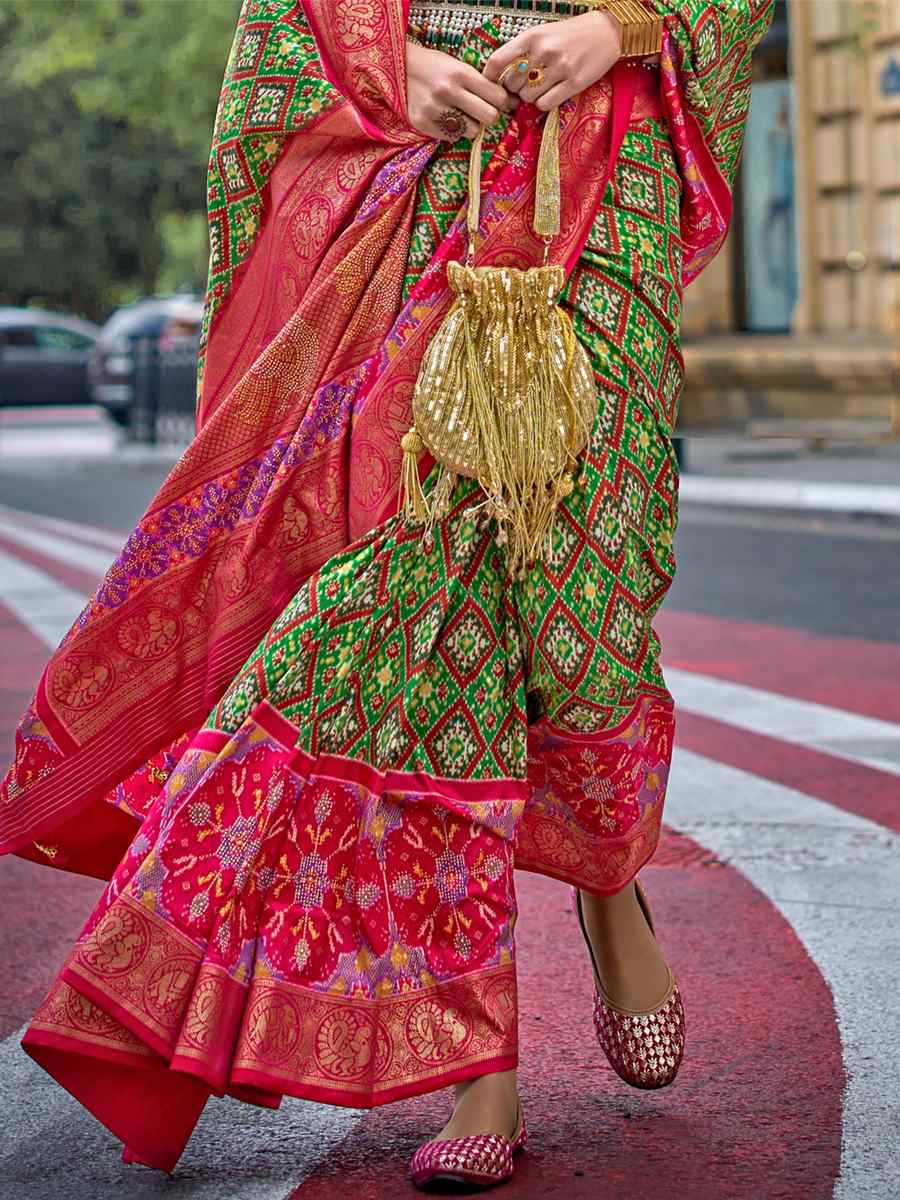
[409,1099,527,1190]
[574,881,685,1090]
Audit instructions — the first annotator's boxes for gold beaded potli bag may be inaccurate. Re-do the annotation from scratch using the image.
[398,107,597,578]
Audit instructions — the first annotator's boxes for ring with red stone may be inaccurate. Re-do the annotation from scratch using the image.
[526,61,547,86]
[435,106,467,139]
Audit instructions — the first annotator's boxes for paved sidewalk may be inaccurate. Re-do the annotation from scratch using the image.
[678,435,900,517]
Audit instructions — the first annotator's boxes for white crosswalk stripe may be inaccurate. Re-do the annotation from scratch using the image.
[667,667,900,778]
[679,476,900,518]
[0,513,361,1196]
[0,1023,362,1199]
[0,504,126,552]
[0,426,119,460]
[4,512,898,783]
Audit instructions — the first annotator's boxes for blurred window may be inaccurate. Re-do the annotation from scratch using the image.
[0,326,37,347]
[104,307,157,336]
[33,327,95,351]
[733,0,796,332]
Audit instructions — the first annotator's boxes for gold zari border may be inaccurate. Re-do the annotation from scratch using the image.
[32,892,519,1106]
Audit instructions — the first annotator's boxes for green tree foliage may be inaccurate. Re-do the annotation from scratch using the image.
[0,0,241,321]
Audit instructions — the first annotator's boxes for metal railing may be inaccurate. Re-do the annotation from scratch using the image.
[126,336,691,470]
[128,336,197,446]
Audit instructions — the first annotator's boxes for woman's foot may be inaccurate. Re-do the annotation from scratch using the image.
[575,879,685,1090]
[410,1069,526,1190]
[434,1069,520,1141]
[577,881,670,1010]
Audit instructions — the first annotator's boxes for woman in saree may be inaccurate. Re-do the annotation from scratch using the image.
[0,0,774,1188]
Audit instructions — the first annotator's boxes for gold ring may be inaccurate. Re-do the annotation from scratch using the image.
[526,62,547,87]
[498,56,532,89]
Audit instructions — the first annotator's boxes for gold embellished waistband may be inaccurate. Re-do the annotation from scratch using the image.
[408,1,661,66]
[411,1,594,14]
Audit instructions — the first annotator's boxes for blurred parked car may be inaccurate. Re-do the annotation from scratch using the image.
[0,307,100,407]
[88,295,203,427]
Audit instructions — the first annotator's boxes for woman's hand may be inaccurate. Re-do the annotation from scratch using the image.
[406,41,518,140]
[483,11,622,112]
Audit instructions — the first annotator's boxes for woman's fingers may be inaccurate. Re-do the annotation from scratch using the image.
[485,33,576,106]
[464,66,519,114]
[483,13,621,112]
[410,13,621,139]
[447,87,505,129]
[498,64,531,95]
[495,58,532,95]
[529,78,581,112]
[429,111,480,141]
[427,61,519,139]
[406,43,516,141]
[516,63,568,107]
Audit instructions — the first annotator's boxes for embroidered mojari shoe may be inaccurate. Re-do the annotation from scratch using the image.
[409,1100,527,1191]
[574,881,685,1090]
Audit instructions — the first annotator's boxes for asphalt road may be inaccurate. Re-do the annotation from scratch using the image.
[0,409,898,1199]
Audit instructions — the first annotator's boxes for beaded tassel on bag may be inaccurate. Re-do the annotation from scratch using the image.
[399,108,597,578]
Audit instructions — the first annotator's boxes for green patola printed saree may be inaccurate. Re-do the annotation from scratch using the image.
[1,0,774,1172]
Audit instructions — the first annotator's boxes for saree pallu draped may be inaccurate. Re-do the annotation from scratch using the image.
[2,0,774,1174]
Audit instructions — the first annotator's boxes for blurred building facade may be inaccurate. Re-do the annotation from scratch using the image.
[680,0,900,436]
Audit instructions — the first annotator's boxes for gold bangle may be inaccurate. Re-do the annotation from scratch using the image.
[584,0,664,58]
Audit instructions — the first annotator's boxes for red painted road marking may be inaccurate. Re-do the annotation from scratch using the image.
[287,858,843,1199]
[0,855,101,1042]
[659,609,900,726]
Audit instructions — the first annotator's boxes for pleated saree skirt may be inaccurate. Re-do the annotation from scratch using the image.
[21,14,685,1172]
